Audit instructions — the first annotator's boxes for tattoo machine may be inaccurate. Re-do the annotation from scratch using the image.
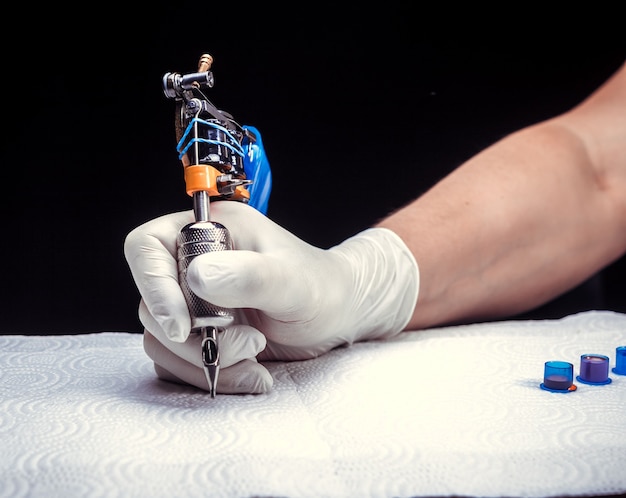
[162,53,271,397]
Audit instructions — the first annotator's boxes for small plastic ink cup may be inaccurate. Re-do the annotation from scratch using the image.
[577,354,611,385]
[541,361,576,393]
[612,346,626,376]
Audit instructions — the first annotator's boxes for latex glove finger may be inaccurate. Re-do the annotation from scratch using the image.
[139,300,267,369]
[144,331,273,394]
[187,248,353,355]
[124,211,195,342]
[187,249,321,320]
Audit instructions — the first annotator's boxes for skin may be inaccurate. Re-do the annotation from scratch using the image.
[377,61,626,330]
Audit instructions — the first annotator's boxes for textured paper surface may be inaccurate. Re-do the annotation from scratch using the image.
[1,310,625,498]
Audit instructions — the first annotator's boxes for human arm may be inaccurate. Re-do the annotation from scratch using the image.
[124,61,625,394]
[378,61,626,329]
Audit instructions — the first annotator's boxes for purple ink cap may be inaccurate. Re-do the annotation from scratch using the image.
[612,346,626,376]
[577,354,612,385]
[540,361,577,393]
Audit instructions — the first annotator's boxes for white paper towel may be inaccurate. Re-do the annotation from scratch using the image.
[1,310,625,498]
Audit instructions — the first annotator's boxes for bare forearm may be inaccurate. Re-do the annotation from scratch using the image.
[377,62,626,329]
[379,124,623,328]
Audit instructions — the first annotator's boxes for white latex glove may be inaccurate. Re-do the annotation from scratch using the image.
[124,201,419,393]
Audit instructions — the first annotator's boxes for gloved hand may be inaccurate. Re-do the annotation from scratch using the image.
[124,201,419,394]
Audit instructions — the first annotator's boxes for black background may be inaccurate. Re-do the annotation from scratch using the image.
[1,5,625,335]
